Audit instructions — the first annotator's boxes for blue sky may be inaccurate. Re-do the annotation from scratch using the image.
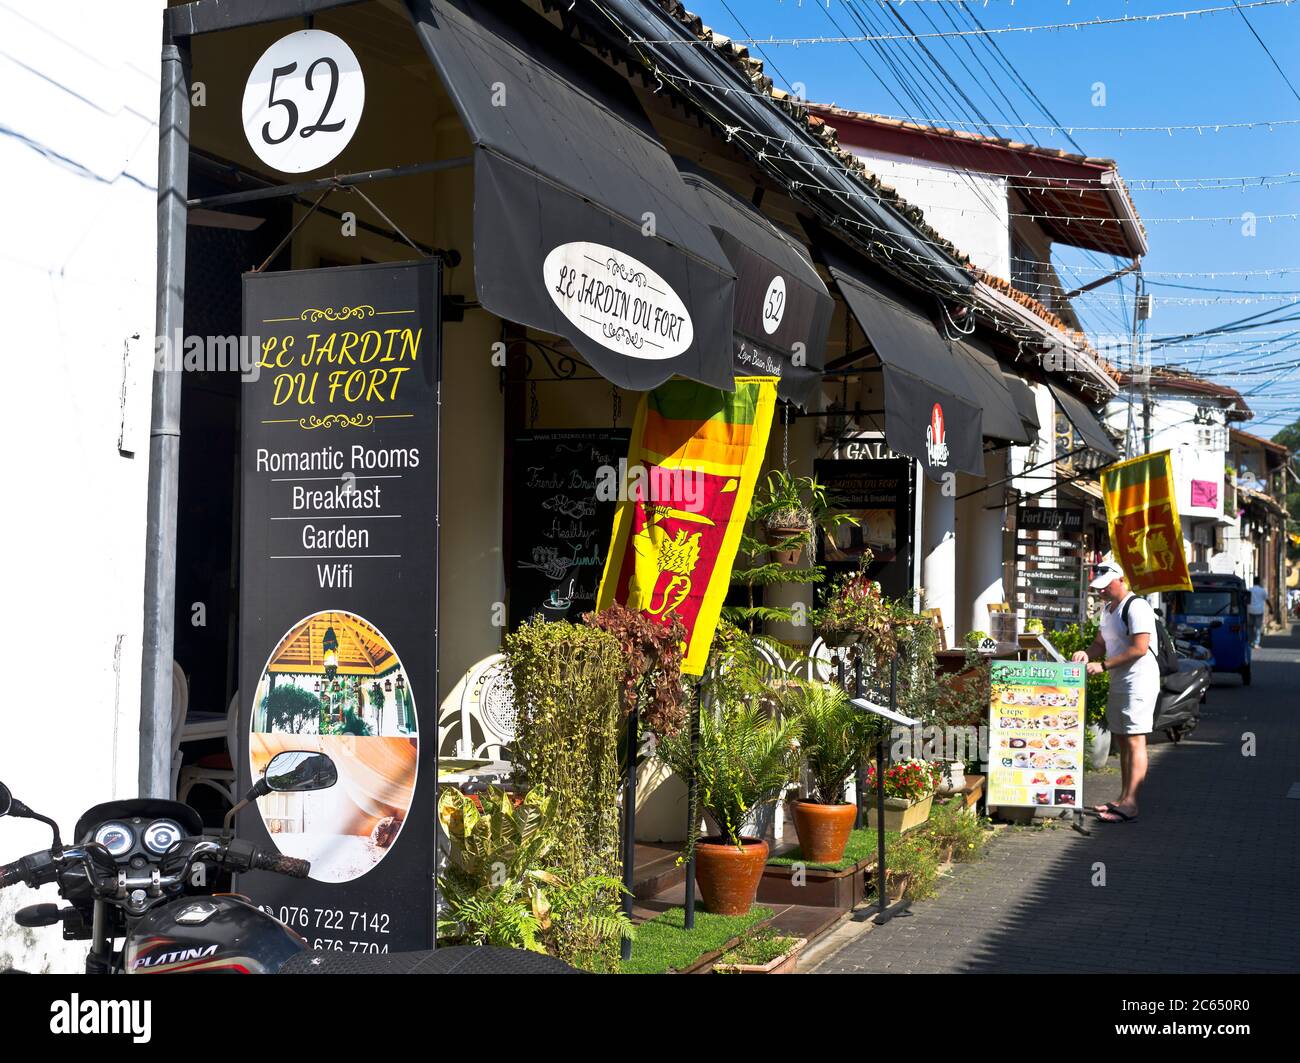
[682,1,1300,433]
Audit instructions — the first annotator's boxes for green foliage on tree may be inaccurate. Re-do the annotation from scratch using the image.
[260,684,320,734]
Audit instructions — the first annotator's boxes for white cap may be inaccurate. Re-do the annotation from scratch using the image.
[1089,559,1124,590]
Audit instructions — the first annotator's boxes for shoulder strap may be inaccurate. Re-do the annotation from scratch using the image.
[1121,595,1134,636]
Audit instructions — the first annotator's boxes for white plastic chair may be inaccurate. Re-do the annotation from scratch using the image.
[177,691,240,810]
[169,663,189,798]
[804,636,845,683]
[456,654,516,759]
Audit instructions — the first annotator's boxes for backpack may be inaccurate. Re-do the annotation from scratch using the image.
[1121,595,1179,677]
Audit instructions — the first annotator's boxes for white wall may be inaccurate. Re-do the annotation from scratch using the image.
[1104,392,1227,520]
[0,0,165,972]
[840,147,1012,279]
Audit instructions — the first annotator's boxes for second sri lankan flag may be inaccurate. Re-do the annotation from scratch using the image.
[1100,450,1193,595]
[597,377,777,675]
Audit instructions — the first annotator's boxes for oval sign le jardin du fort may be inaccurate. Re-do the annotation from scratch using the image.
[543,241,694,361]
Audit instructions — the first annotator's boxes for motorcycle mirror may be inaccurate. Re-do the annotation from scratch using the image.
[265,751,338,793]
[0,782,10,818]
[221,751,340,837]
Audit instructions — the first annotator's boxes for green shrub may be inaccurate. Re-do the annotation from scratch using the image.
[1045,623,1108,727]
[436,786,632,965]
[505,619,625,969]
[925,801,988,863]
[714,928,801,971]
[882,832,941,901]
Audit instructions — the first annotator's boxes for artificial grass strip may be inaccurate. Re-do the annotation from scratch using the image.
[620,906,772,975]
[767,827,901,872]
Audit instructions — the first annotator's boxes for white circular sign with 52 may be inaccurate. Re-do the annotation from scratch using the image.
[241,30,365,174]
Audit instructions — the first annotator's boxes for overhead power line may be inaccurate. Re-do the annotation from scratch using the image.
[633,2,1295,46]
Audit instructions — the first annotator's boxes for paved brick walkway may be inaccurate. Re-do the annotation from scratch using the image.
[813,625,1300,974]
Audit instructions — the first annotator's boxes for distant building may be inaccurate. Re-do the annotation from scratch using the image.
[1226,429,1291,629]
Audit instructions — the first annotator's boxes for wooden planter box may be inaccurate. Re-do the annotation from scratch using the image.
[756,857,872,911]
[865,793,933,833]
[712,937,807,974]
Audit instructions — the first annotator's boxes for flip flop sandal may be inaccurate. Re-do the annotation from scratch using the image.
[1096,807,1137,823]
[1088,803,1115,816]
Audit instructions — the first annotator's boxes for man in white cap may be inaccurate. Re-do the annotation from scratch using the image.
[1070,559,1159,823]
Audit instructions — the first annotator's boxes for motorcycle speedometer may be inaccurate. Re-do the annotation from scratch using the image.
[93,822,134,857]
[143,819,184,855]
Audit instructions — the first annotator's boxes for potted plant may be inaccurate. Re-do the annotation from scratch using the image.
[655,701,799,916]
[755,469,814,564]
[864,758,943,833]
[712,929,807,974]
[778,679,877,864]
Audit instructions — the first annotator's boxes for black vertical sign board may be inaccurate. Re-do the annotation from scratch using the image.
[238,260,439,952]
[814,458,914,601]
[509,428,630,628]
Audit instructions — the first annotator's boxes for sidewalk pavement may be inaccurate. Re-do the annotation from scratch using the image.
[811,626,1300,974]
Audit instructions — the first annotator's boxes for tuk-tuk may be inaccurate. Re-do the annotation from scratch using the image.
[1168,574,1253,685]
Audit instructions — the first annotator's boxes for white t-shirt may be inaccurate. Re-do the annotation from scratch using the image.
[1249,585,1267,615]
[1099,593,1160,697]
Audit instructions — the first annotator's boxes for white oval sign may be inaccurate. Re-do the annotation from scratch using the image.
[241,30,365,174]
[761,274,787,335]
[543,242,693,360]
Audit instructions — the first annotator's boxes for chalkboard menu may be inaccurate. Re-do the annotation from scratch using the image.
[814,456,914,601]
[510,428,630,628]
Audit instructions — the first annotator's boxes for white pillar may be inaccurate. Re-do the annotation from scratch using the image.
[921,474,956,648]
[957,450,1008,639]
[765,408,817,650]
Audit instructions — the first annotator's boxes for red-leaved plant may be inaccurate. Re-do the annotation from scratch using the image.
[582,603,687,737]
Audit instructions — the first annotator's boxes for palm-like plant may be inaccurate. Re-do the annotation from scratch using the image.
[779,680,879,805]
[656,700,799,848]
[436,786,633,965]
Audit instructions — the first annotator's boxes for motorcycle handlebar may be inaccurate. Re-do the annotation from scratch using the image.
[251,850,311,878]
[0,837,311,898]
[0,852,53,890]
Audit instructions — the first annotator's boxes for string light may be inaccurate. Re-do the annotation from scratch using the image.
[633,2,1294,46]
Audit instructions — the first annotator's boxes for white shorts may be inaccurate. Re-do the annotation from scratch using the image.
[1106,684,1157,735]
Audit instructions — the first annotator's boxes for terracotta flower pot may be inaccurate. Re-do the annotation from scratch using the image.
[694,836,770,916]
[765,525,806,566]
[791,801,857,864]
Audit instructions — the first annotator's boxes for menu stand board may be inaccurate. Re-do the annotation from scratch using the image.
[814,456,914,602]
[987,660,1086,810]
[509,428,630,628]
[1015,506,1085,627]
[238,260,440,952]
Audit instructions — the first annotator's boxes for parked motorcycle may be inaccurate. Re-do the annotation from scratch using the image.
[1151,617,1210,744]
[0,752,574,975]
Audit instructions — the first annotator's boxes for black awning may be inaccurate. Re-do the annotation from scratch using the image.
[676,166,833,408]
[956,338,1032,444]
[1003,371,1041,436]
[818,247,983,479]
[1047,381,1121,459]
[407,0,735,391]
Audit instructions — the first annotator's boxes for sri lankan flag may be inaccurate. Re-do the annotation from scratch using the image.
[597,377,777,675]
[1100,450,1193,595]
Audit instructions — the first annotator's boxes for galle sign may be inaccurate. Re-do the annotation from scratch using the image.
[543,241,693,360]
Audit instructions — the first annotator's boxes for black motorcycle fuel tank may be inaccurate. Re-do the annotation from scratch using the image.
[124,895,306,974]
